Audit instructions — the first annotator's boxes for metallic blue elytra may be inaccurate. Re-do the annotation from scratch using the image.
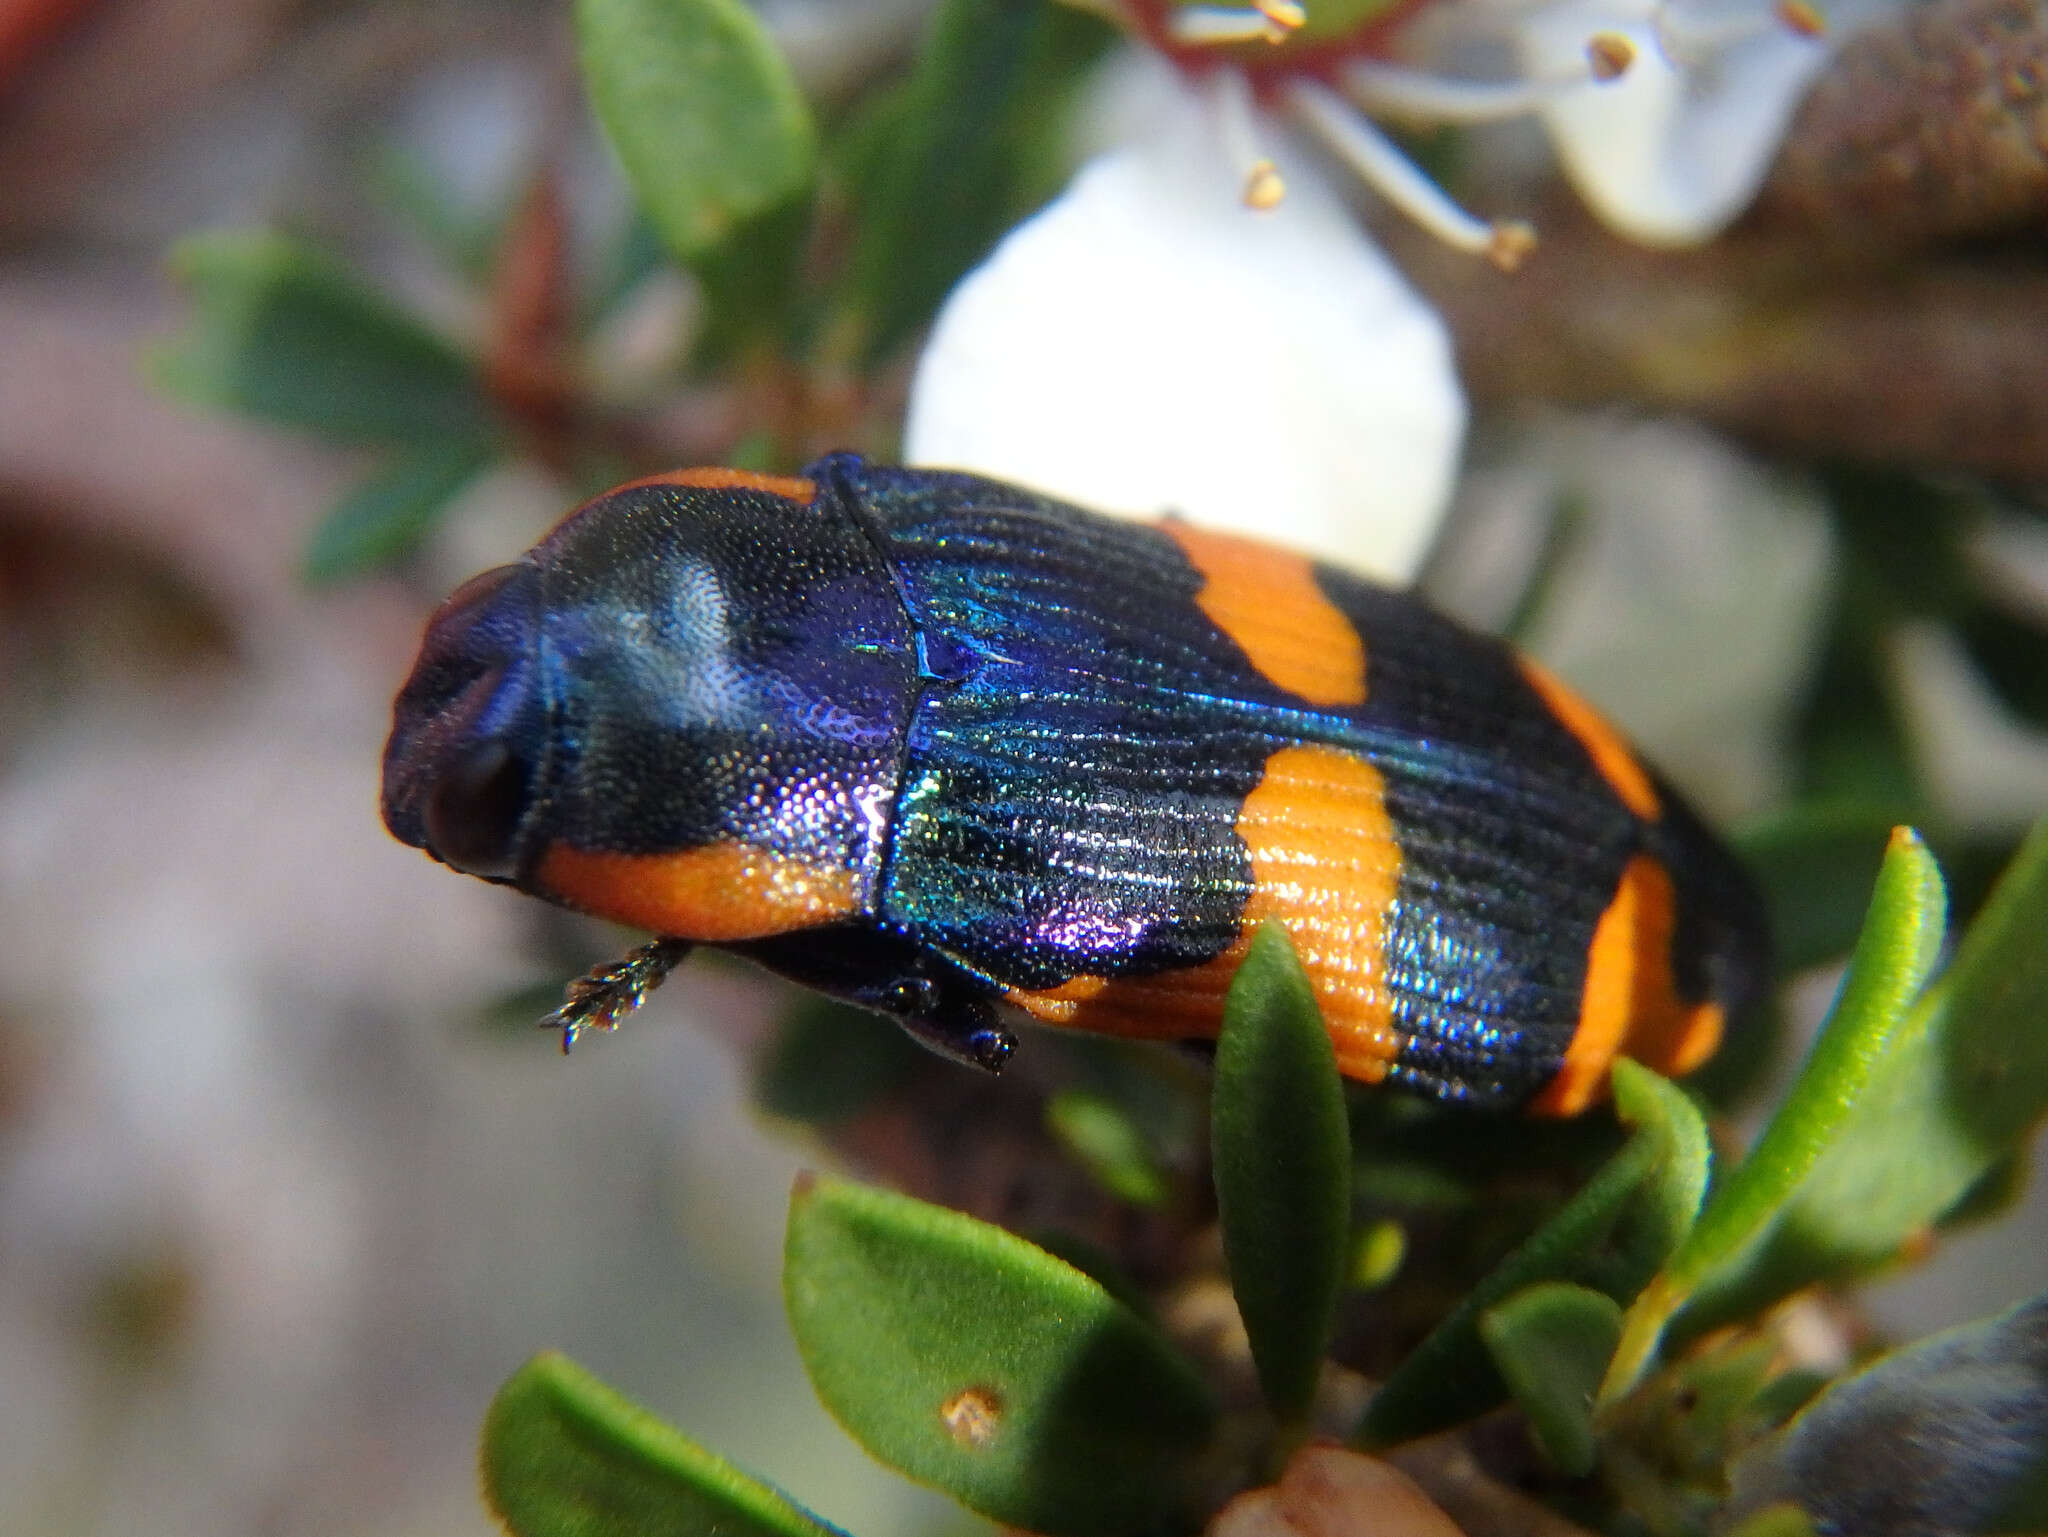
[383,454,1770,1112]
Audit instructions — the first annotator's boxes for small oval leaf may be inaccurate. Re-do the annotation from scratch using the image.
[784,1175,1213,1537]
[576,0,815,265]
[155,231,492,443]
[301,438,497,585]
[1479,1282,1623,1476]
[1356,1062,1708,1446]
[1212,920,1352,1427]
[482,1352,849,1537]
[1605,828,1947,1399]
[1046,1089,1171,1208]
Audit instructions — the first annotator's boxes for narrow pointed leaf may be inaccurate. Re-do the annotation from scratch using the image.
[784,1175,1213,1537]
[1357,1062,1708,1446]
[1047,1089,1170,1208]
[1678,815,2048,1339]
[155,231,491,443]
[482,1352,849,1537]
[1212,920,1352,1426]
[1717,1291,2048,1537]
[1606,829,1947,1398]
[576,0,814,265]
[1480,1282,1622,1476]
[301,437,497,585]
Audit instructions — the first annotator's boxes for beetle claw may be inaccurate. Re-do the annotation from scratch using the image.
[889,989,1017,1075]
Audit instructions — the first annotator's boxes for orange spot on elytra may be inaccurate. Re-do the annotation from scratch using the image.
[1518,658,1661,822]
[1163,523,1367,708]
[536,842,858,941]
[1530,854,1725,1116]
[612,467,819,505]
[1010,745,1404,1081]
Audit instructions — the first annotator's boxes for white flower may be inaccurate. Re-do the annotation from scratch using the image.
[1436,415,1835,819]
[1054,0,1888,252]
[905,81,1465,582]
[1519,0,1859,244]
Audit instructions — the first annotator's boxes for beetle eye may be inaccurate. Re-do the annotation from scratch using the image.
[423,740,531,879]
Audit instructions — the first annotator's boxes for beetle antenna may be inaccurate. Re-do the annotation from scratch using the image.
[541,937,696,1053]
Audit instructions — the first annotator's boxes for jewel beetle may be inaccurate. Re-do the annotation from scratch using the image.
[382,454,1769,1113]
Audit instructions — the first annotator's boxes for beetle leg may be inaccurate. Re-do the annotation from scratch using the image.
[541,936,695,1053]
[871,974,1017,1074]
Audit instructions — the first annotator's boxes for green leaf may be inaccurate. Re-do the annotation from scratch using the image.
[301,438,497,585]
[1212,921,1352,1427]
[576,0,815,265]
[1046,1090,1170,1208]
[482,1352,849,1537]
[784,1175,1213,1537]
[753,997,923,1125]
[833,0,1115,364]
[1716,1290,2048,1537]
[1356,1062,1709,1446]
[1348,1219,1407,1291]
[155,231,493,443]
[1619,834,1949,1394]
[1720,1505,1819,1537]
[1479,1282,1622,1476]
[1677,817,2048,1339]
[368,144,503,283]
[1605,829,1945,1399]
[1023,1229,1155,1321]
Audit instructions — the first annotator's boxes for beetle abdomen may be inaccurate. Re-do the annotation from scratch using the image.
[840,457,1762,1111]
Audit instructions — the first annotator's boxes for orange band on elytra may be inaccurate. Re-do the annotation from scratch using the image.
[1530,854,1724,1116]
[1517,658,1660,822]
[1162,522,1368,708]
[1010,744,1404,1082]
[613,467,819,505]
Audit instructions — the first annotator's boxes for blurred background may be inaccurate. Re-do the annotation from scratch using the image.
[1,0,2045,1533]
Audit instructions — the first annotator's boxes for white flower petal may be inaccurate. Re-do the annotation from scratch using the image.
[904,92,1465,583]
[1893,623,2048,835]
[1521,0,1833,245]
[1446,415,1834,820]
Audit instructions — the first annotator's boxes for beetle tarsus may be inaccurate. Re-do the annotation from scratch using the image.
[887,987,1016,1074]
[541,937,695,1052]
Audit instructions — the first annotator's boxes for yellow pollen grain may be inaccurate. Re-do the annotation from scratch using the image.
[1243,159,1286,209]
[1586,32,1636,80]
[1487,221,1539,273]
[1774,0,1828,37]
[1256,0,1307,34]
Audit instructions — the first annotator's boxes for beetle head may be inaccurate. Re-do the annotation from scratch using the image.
[381,561,550,882]
[381,472,918,934]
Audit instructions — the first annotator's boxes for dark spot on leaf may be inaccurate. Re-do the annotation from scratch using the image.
[941,1385,1003,1448]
